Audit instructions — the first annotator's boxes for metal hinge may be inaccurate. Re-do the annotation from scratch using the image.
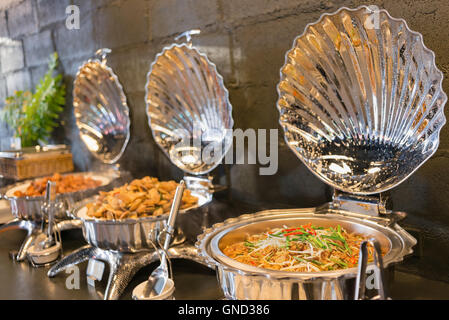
[330,190,388,217]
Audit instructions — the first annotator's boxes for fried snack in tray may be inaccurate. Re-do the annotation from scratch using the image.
[86,176,199,220]
[13,173,102,197]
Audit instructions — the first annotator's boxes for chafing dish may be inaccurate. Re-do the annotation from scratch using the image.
[0,170,123,262]
[0,47,133,265]
[1,170,119,221]
[48,186,212,299]
[48,41,221,299]
[196,6,446,300]
[70,190,212,252]
[196,206,415,300]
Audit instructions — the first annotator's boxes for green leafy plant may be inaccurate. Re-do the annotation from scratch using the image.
[1,52,66,147]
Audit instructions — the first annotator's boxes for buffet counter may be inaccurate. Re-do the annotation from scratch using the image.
[1,197,448,300]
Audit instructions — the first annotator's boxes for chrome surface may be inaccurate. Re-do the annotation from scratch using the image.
[277,6,447,195]
[0,171,121,264]
[28,182,63,266]
[48,245,160,300]
[73,48,130,164]
[184,175,228,194]
[145,36,234,176]
[71,189,211,252]
[330,190,388,217]
[355,239,389,300]
[0,219,41,262]
[41,181,57,249]
[0,218,81,262]
[47,243,204,300]
[143,180,185,297]
[47,181,210,299]
[27,233,62,267]
[1,170,120,221]
[133,278,175,300]
[196,207,416,300]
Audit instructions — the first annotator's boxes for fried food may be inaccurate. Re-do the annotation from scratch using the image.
[13,173,102,197]
[86,176,198,220]
[223,223,384,272]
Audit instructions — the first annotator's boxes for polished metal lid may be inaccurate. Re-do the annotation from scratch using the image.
[145,30,234,176]
[277,6,447,195]
[73,48,130,164]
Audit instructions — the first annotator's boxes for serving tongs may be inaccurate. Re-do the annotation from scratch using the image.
[133,180,185,299]
[354,239,390,300]
[27,181,63,266]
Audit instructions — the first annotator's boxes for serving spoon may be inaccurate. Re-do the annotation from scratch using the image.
[40,180,57,250]
[143,180,185,298]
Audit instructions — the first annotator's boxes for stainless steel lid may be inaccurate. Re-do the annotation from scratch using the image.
[145,30,234,176]
[277,6,447,195]
[73,48,130,164]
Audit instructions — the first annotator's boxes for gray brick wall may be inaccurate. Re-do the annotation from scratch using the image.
[23,30,54,67]
[0,39,24,73]
[0,10,8,38]
[0,0,449,282]
[36,0,71,27]
[7,0,38,38]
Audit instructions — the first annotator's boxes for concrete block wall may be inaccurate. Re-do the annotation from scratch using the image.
[0,0,449,282]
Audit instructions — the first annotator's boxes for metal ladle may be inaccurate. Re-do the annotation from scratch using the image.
[354,238,390,300]
[27,180,62,266]
[142,180,185,298]
[40,181,57,249]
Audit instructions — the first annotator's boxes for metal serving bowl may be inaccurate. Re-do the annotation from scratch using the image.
[196,208,416,300]
[1,171,121,221]
[71,189,212,252]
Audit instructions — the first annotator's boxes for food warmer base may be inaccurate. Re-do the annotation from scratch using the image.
[47,242,210,300]
[1,227,449,300]
[0,218,82,263]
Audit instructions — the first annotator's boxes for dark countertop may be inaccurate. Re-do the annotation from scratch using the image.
[1,197,449,300]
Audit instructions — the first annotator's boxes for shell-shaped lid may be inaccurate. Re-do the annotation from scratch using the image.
[277,6,447,195]
[146,30,234,176]
[73,48,130,164]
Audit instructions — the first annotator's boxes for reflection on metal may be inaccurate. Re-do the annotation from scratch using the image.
[355,239,390,300]
[68,189,211,252]
[277,6,447,195]
[0,171,122,264]
[48,243,208,300]
[46,187,211,299]
[73,48,130,164]
[174,29,201,45]
[0,218,81,262]
[1,171,119,221]
[145,36,233,176]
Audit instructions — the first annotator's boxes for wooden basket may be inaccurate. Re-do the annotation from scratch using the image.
[0,152,74,180]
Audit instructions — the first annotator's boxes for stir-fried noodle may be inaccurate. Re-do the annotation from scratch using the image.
[223,223,382,272]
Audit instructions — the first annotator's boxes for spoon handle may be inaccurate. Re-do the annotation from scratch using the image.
[45,181,57,239]
[163,180,185,251]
